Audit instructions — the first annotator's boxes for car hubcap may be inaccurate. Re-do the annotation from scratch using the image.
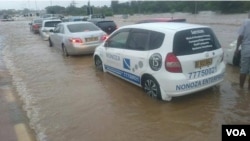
[95,57,102,69]
[144,79,158,98]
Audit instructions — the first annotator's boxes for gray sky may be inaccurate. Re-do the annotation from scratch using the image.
[0,0,115,10]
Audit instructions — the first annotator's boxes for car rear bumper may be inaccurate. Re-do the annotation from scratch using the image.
[154,64,225,100]
[66,43,102,55]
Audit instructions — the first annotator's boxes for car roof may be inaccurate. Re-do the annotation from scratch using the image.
[33,18,43,22]
[59,21,93,25]
[120,22,208,32]
[136,18,186,23]
[88,19,115,23]
[42,19,62,22]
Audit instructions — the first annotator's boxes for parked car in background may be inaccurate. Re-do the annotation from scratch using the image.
[40,14,64,19]
[88,14,105,19]
[39,19,62,40]
[93,22,225,101]
[0,15,14,21]
[88,19,117,35]
[68,16,87,22]
[29,18,43,34]
[61,16,88,22]
[136,18,186,24]
[224,40,241,66]
[48,21,107,56]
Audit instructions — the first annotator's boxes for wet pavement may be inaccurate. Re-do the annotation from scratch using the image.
[0,13,250,141]
[0,44,36,141]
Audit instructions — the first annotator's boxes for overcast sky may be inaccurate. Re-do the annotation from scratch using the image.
[0,0,116,10]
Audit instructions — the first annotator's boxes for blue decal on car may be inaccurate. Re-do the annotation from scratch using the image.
[105,65,140,84]
[123,58,130,70]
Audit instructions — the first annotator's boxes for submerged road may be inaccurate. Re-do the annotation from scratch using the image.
[0,13,250,141]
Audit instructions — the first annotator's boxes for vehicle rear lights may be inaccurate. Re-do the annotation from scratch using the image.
[69,38,83,44]
[165,53,182,73]
[33,24,39,28]
[101,35,108,41]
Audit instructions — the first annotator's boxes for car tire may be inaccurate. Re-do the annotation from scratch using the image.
[142,76,162,100]
[48,38,53,47]
[94,56,103,71]
[62,45,69,57]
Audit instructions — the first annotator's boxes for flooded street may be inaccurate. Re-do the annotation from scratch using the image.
[0,13,250,141]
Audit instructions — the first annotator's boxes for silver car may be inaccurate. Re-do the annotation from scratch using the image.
[39,19,62,40]
[49,21,107,56]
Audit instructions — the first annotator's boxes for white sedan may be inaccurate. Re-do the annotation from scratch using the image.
[49,21,107,56]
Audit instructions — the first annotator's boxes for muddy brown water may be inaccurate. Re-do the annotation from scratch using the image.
[0,12,250,141]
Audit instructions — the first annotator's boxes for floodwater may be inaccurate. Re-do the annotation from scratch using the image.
[0,12,250,141]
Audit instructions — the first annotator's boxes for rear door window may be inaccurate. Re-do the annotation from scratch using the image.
[127,29,149,51]
[126,29,164,51]
[173,28,221,56]
[148,31,165,50]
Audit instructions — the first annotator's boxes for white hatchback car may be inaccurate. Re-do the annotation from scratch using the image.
[93,22,225,101]
[39,19,62,40]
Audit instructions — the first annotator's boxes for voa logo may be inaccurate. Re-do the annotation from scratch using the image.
[226,129,246,136]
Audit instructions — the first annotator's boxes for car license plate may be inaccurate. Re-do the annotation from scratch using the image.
[195,58,212,68]
[85,37,98,42]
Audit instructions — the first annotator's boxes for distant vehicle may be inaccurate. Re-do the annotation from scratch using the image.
[88,14,105,20]
[39,19,62,40]
[224,40,241,66]
[48,21,107,56]
[68,16,87,22]
[94,22,225,101]
[40,14,63,19]
[88,19,117,35]
[29,18,43,34]
[136,18,186,24]
[0,15,14,21]
[62,16,88,22]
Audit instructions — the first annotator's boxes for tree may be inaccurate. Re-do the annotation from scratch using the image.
[45,6,65,14]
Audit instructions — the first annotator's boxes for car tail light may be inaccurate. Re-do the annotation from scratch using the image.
[101,35,108,41]
[165,53,182,73]
[69,38,83,44]
[33,24,39,29]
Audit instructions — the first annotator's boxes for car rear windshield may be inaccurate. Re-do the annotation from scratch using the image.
[97,21,116,28]
[67,23,100,33]
[173,28,221,56]
[34,19,42,24]
[44,21,61,27]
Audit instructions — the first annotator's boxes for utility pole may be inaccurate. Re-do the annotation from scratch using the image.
[194,1,198,14]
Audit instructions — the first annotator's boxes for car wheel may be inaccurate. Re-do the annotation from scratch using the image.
[48,38,53,47]
[62,45,69,57]
[142,76,162,100]
[95,56,103,71]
